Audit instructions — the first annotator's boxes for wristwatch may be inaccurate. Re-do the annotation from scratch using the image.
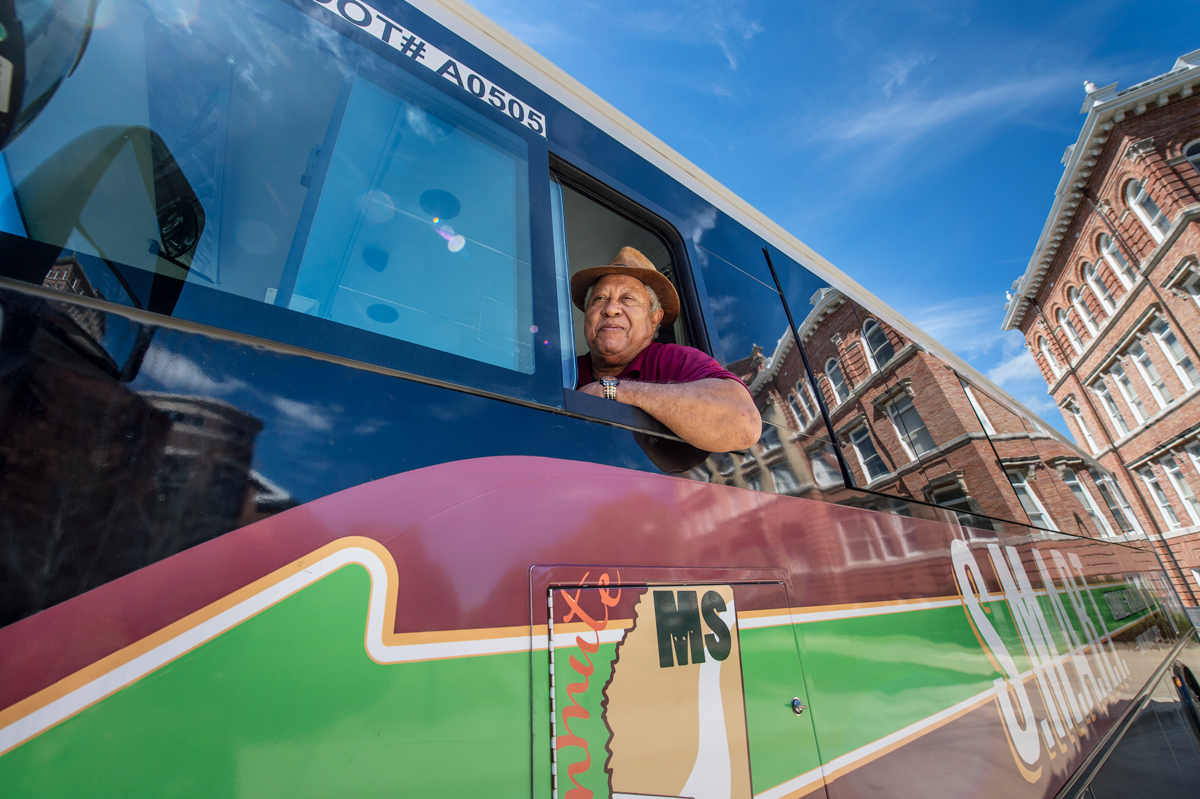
[601,377,619,400]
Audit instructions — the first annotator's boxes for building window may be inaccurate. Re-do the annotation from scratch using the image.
[1039,336,1062,378]
[1160,455,1200,526]
[1091,378,1129,436]
[810,444,842,489]
[1064,400,1099,453]
[1062,468,1115,537]
[886,394,936,459]
[825,358,850,405]
[796,379,818,420]
[959,378,996,435]
[1007,470,1058,531]
[1126,179,1170,242]
[759,425,782,454]
[714,452,735,476]
[1058,309,1084,355]
[1149,317,1200,389]
[1140,465,1182,529]
[1187,141,1200,175]
[1099,233,1135,289]
[746,473,763,492]
[770,464,800,495]
[788,395,807,426]
[1069,287,1098,335]
[1127,340,1173,408]
[1182,271,1200,306]
[862,320,895,371]
[849,425,889,480]
[1091,470,1142,535]
[1083,263,1115,314]
[1108,362,1147,424]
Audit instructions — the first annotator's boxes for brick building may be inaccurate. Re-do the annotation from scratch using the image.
[1002,48,1200,611]
[696,283,1141,576]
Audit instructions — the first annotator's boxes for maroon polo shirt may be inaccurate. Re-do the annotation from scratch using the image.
[577,342,749,392]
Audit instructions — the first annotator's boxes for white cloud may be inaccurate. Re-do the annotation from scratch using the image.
[986,348,1042,387]
[881,51,934,97]
[907,295,1007,360]
[815,74,1062,152]
[271,397,338,432]
[141,347,247,395]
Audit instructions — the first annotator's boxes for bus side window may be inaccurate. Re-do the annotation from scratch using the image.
[550,174,691,419]
[0,0,562,404]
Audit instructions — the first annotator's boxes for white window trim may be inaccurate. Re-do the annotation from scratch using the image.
[1063,469,1115,537]
[1064,401,1099,454]
[1100,234,1135,289]
[1070,287,1097,335]
[1059,309,1084,355]
[1150,318,1199,389]
[1091,379,1129,436]
[1040,337,1063,378]
[960,379,996,435]
[1084,263,1115,314]
[1127,179,1169,243]
[1093,473,1144,536]
[1109,363,1147,424]
[1161,455,1200,526]
[848,424,888,481]
[1008,470,1058,531]
[861,320,894,373]
[1140,466,1183,530]
[1127,341,1171,409]
[825,358,849,406]
[885,394,935,460]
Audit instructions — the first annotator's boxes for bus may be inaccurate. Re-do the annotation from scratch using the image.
[0,0,1198,796]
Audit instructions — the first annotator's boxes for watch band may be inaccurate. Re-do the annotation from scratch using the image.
[601,378,619,400]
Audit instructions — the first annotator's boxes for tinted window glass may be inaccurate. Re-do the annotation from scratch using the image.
[0,0,555,396]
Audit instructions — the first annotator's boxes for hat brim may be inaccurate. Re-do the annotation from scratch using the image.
[570,265,680,327]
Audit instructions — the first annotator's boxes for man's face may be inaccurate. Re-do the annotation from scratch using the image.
[583,273,665,369]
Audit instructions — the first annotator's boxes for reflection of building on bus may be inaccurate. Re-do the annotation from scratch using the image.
[140,393,294,533]
[700,285,1146,553]
[0,277,292,627]
[41,256,106,343]
[1004,50,1200,614]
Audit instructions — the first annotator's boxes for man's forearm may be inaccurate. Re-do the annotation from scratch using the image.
[615,378,761,452]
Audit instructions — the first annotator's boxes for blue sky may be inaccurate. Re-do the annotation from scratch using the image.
[469,0,1200,433]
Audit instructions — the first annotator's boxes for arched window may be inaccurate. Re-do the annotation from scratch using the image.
[862,319,895,371]
[1083,262,1114,313]
[1186,141,1200,175]
[1099,233,1135,289]
[825,358,850,405]
[1069,287,1097,335]
[1057,308,1083,355]
[1126,179,1169,242]
[1038,336,1062,378]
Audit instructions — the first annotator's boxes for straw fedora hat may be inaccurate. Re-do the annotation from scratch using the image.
[570,246,680,326]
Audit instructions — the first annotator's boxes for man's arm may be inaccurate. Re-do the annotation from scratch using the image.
[579,378,761,452]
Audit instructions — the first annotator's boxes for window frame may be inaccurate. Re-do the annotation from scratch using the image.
[848,424,889,481]
[1069,287,1097,336]
[861,319,895,372]
[1006,469,1058,531]
[825,357,850,405]
[1083,262,1115,314]
[1039,336,1063,378]
[1099,233,1135,289]
[1127,339,1173,408]
[1062,468,1115,537]
[1149,317,1200,389]
[1058,308,1084,355]
[1126,179,1170,242]
[885,393,936,460]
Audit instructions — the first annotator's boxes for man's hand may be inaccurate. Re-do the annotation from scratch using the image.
[577,381,607,399]
[580,377,760,452]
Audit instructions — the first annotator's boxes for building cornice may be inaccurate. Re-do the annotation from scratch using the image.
[1002,49,1200,331]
